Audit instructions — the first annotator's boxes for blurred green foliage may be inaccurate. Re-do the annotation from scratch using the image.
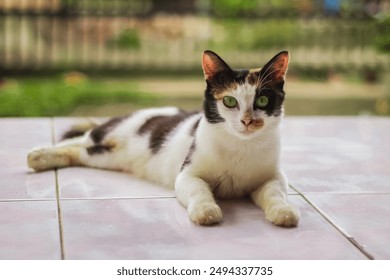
[375,16,390,53]
[211,18,377,51]
[0,76,156,117]
[108,29,141,50]
[211,19,299,50]
[211,0,259,17]
[61,0,152,14]
[211,0,298,17]
[209,0,385,19]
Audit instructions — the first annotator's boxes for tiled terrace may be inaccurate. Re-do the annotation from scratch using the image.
[1,117,389,260]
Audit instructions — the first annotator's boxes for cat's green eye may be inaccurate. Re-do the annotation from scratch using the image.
[223,96,238,108]
[255,96,269,108]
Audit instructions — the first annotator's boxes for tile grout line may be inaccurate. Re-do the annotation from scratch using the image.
[50,117,65,260]
[288,184,375,260]
[291,191,390,195]
[60,196,176,201]
[54,169,65,260]
[0,198,55,203]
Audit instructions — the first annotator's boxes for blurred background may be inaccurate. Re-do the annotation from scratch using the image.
[0,0,389,117]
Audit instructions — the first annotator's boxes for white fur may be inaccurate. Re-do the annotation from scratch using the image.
[28,83,299,227]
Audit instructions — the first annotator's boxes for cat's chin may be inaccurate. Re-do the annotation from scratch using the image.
[233,129,261,140]
[241,130,255,136]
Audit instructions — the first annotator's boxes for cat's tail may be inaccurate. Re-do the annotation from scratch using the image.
[61,118,101,140]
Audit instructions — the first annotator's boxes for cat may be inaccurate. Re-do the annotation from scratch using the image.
[27,50,300,227]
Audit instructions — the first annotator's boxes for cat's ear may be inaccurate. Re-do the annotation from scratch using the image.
[202,50,231,80]
[260,51,289,84]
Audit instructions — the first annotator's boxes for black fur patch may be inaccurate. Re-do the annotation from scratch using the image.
[254,84,285,117]
[86,144,113,155]
[190,117,201,136]
[233,69,249,84]
[180,118,200,170]
[138,112,196,154]
[90,116,126,144]
[181,140,196,171]
[203,96,224,124]
[203,69,250,124]
[62,129,87,140]
[203,81,225,124]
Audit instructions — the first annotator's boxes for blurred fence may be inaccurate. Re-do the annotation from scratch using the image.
[0,0,389,74]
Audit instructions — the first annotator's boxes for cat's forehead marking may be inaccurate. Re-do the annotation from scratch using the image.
[247,69,261,86]
[213,82,237,100]
[235,82,256,97]
[213,79,257,101]
[210,69,263,100]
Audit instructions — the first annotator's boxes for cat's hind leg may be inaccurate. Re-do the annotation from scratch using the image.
[28,136,87,172]
[250,172,300,227]
[28,116,129,172]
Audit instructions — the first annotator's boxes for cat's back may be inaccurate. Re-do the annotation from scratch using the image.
[89,107,197,179]
[119,107,202,186]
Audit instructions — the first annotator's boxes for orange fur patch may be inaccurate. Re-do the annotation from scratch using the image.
[248,118,264,131]
[103,139,119,150]
[212,82,237,100]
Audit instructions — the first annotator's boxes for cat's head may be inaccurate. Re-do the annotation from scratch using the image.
[202,50,289,140]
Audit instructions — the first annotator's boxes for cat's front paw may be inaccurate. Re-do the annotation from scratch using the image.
[265,204,300,227]
[188,202,223,225]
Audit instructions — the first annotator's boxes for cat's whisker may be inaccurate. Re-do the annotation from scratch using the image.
[257,79,272,89]
[259,61,275,81]
[259,61,276,86]
[257,66,285,88]
[256,61,275,88]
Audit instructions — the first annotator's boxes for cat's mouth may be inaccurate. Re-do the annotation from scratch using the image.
[240,119,264,134]
[240,128,256,136]
[241,129,253,134]
[240,124,264,136]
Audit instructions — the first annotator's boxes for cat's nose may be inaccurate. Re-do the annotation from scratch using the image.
[241,118,254,127]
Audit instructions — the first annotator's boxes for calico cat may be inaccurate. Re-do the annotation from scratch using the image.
[28,50,300,227]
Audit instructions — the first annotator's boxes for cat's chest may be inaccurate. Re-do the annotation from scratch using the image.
[197,142,279,198]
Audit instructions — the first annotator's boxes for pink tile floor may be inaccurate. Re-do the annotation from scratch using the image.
[0,117,389,260]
